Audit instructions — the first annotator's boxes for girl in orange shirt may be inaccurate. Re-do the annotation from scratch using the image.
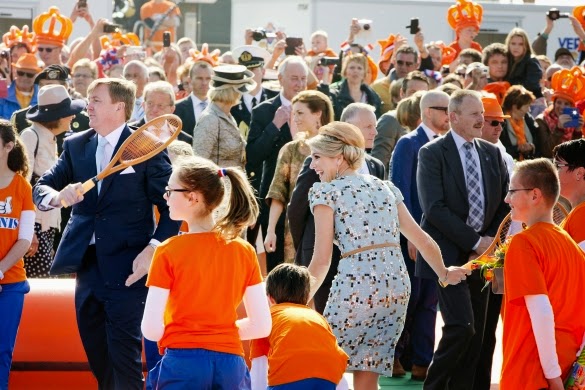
[141,156,271,389]
[0,120,35,389]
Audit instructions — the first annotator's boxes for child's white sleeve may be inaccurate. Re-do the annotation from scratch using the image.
[236,282,272,340]
[250,356,268,390]
[336,375,349,390]
[525,294,562,379]
[141,286,170,341]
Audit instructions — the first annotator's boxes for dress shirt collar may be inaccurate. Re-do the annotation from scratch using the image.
[420,123,441,142]
[243,89,263,107]
[99,123,126,148]
[451,130,474,151]
[279,92,292,107]
[191,93,206,106]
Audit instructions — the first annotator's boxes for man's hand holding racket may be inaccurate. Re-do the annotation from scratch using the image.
[125,244,155,286]
[51,183,85,208]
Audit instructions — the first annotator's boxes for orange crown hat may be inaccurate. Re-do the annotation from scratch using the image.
[189,43,220,67]
[447,0,483,34]
[430,41,457,66]
[100,32,141,50]
[3,25,36,52]
[551,66,585,104]
[483,81,511,106]
[33,7,73,47]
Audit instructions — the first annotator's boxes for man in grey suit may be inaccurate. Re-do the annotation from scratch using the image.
[288,103,385,313]
[416,89,509,389]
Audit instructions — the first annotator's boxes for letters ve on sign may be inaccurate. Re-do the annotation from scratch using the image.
[558,37,580,51]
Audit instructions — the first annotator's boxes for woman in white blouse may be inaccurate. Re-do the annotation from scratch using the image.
[20,85,86,277]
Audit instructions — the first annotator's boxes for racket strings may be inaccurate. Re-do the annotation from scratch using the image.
[120,118,181,164]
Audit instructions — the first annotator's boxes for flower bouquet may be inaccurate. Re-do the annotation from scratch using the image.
[471,237,509,294]
[565,343,585,389]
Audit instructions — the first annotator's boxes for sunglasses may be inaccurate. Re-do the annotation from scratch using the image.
[429,106,448,113]
[37,47,56,53]
[396,60,414,67]
[17,70,36,78]
[485,120,505,127]
[164,187,189,198]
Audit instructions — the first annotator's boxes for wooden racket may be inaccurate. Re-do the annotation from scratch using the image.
[61,114,182,207]
[463,201,570,269]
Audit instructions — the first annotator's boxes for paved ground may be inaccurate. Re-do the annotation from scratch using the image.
[344,312,503,389]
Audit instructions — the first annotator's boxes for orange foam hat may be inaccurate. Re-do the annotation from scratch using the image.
[430,41,457,66]
[574,6,585,51]
[551,66,585,104]
[33,7,73,47]
[483,81,511,106]
[3,25,36,52]
[12,53,42,73]
[447,0,483,34]
[366,55,378,84]
[100,32,141,50]
[378,34,396,65]
[189,43,220,67]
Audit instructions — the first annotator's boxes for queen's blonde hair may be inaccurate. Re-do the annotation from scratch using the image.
[307,121,365,169]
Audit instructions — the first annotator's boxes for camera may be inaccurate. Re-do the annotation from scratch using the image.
[546,8,569,21]
[77,0,87,9]
[0,50,9,59]
[357,19,372,31]
[103,23,120,33]
[319,57,339,66]
[251,28,277,42]
[406,18,420,35]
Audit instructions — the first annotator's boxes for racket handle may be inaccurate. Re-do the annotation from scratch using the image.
[82,180,96,193]
[60,199,69,208]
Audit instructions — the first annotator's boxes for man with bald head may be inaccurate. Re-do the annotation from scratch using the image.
[389,90,450,379]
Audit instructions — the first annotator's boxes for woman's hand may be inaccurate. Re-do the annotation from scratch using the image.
[26,233,39,258]
[439,266,471,287]
[264,230,277,253]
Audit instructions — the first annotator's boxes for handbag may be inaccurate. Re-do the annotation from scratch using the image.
[29,128,41,185]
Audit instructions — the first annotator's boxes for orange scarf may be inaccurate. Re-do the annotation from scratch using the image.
[510,117,527,161]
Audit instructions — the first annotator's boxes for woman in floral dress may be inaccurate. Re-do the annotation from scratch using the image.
[264,90,333,262]
[307,122,470,390]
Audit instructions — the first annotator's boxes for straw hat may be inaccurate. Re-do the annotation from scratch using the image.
[26,85,86,122]
[211,65,257,93]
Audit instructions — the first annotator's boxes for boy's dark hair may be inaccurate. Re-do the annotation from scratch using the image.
[459,48,482,64]
[482,43,507,65]
[265,264,311,305]
[553,139,585,171]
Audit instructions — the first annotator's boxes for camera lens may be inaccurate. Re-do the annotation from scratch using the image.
[363,24,370,31]
[252,31,264,42]
[0,51,8,59]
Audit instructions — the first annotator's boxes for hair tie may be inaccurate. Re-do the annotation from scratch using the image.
[218,168,227,177]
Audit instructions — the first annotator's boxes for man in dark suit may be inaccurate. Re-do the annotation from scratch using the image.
[390,90,450,380]
[230,45,278,136]
[416,89,509,389]
[246,56,308,270]
[288,103,385,313]
[173,61,212,142]
[33,79,180,390]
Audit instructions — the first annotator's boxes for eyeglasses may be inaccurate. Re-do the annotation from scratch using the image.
[164,187,189,197]
[507,188,534,195]
[73,74,93,79]
[396,60,414,67]
[485,120,505,127]
[16,70,36,78]
[37,47,56,53]
[146,102,173,110]
[553,161,574,170]
[429,106,448,113]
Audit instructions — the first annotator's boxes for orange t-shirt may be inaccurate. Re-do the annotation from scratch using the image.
[0,174,33,284]
[560,202,585,247]
[448,41,483,58]
[501,223,585,390]
[250,303,348,386]
[140,0,181,50]
[146,232,262,356]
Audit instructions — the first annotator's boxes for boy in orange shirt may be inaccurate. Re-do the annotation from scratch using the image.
[501,158,585,390]
[250,263,348,390]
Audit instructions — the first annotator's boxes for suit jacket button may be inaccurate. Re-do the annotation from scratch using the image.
[250,172,255,177]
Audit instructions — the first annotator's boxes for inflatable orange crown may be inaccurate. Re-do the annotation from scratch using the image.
[189,43,220,67]
[378,34,396,64]
[447,0,483,33]
[551,66,585,104]
[33,7,73,47]
[100,32,141,50]
[2,25,36,52]
[574,6,585,51]
[429,41,457,66]
[483,82,511,106]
